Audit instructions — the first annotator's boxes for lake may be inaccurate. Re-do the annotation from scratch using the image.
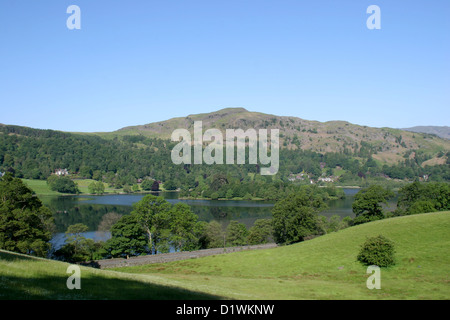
[43,188,364,249]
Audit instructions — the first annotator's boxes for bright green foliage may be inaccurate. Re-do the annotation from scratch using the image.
[271,186,327,244]
[226,221,248,246]
[396,181,450,215]
[247,219,273,245]
[169,203,200,252]
[357,235,396,267]
[318,214,350,234]
[104,195,209,255]
[352,185,394,224]
[131,195,172,253]
[88,181,105,194]
[0,173,54,257]
[210,192,219,200]
[54,223,102,262]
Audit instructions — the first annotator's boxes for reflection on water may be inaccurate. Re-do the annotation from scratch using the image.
[44,189,364,249]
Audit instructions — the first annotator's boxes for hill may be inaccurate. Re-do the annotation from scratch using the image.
[114,108,450,165]
[113,211,450,300]
[2,211,448,300]
[402,126,450,140]
[0,249,218,300]
[1,110,449,186]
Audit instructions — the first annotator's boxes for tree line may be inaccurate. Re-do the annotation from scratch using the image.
[1,125,448,193]
[1,170,449,262]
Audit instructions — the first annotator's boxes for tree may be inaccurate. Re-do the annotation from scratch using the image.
[79,166,93,179]
[140,179,154,191]
[130,195,172,254]
[169,203,199,251]
[0,173,54,257]
[88,181,105,194]
[210,192,219,200]
[54,223,99,262]
[101,214,149,258]
[396,182,450,215]
[97,212,122,231]
[226,221,248,246]
[203,220,224,248]
[271,186,327,245]
[247,219,273,245]
[151,180,160,191]
[47,175,79,194]
[163,180,177,191]
[352,185,394,224]
[357,235,396,267]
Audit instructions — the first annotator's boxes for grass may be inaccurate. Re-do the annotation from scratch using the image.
[113,211,450,300]
[21,179,61,196]
[73,179,119,194]
[22,178,126,196]
[1,211,449,299]
[0,250,219,300]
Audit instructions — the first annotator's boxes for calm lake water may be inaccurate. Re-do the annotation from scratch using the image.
[43,188,364,249]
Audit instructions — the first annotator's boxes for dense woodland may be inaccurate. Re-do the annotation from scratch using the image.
[0,125,449,195]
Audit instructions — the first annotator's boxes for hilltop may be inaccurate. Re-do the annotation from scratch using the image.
[1,108,449,185]
[113,108,450,165]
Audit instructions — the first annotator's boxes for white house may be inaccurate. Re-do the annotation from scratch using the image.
[54,168,69,176]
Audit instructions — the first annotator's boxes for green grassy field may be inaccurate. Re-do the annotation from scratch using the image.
[113,211,450,300]
[73,179,119,194]
[21,179,61,196]
[22,178,125,196]
[0,250,218,300]
[1,212,449,299]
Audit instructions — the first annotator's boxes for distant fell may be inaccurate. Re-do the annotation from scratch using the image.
[114,108,450,165]
[401,126,450,140]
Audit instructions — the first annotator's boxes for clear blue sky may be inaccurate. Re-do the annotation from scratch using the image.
[0,0,449,132]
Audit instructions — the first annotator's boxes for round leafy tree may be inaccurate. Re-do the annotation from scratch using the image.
[357,235,396,267]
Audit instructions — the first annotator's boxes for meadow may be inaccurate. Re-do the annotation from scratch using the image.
[112,211,450,299]
[1,211,448,300]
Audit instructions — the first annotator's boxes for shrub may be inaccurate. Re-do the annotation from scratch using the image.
[357,235,396,267]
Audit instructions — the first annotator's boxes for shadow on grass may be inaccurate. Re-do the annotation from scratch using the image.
[0,251,221,300]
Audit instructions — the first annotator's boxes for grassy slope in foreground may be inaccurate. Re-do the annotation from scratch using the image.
[114,211,450,300]
[0,250,219,300]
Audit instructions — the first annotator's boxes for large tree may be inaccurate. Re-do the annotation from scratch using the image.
[226,221,248,246]
[271,186,327,245]
[169,203,199,252]
[0,173,54,257]
[130,194,172,253]
[247,219,273,245]
[54,223,100,262]
[102,214,148,258]
[47,175,79,194]
[352,185,395,224]
[396,181,450,215]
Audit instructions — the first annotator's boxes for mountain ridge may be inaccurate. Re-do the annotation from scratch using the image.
[401,126,450,140]
[112,108,449,165]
